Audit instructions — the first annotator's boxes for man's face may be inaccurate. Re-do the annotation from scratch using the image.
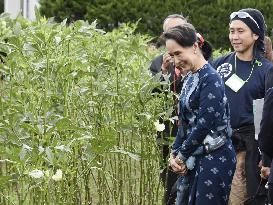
[229,20,259,54]
[163,18,186,32]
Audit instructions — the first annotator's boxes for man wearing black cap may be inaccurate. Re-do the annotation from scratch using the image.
[212,8,273,205]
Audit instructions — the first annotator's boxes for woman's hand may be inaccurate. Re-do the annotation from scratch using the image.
[260,166,270,179]
[169,155,188,176]
[175,157,188,176]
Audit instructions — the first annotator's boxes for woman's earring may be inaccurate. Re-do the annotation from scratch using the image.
[194,50,197,54]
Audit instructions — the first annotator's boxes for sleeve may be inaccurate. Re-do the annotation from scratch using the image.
[150,55,168,93]
[259,65,273,98]
[149,55,173,85]
[171,120,187,156]
[262,152,272,167]
[149,55,163,76]
[259,68,273,159]
[171,123,183,156]
[177,74,226,160]
[258,82,273,160]
[265,67,273,91]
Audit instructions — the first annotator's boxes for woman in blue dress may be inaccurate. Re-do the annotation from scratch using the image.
[165,23,236,205]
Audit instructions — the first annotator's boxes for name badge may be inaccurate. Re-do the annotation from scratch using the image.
[225,74,245,92]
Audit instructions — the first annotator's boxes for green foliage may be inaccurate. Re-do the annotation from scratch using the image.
[0,14,169,204]
[39,0,273,50]
[39,0,89,22]
[213,48,232,59]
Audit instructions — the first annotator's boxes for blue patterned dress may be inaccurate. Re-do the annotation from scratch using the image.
[172,63,236,205]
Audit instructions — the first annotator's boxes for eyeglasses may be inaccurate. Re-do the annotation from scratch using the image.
[230,11,260,29]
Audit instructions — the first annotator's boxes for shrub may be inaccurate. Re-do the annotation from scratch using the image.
[39,0,273,49]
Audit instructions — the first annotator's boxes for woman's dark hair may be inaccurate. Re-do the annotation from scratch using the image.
[163,23,212,60]
[201,41,213,61]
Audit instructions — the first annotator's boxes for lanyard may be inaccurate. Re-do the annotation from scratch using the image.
[234,55,255,82]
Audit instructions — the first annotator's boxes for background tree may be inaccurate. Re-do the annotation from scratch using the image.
[0,0,4,14]
[39,0,273,50]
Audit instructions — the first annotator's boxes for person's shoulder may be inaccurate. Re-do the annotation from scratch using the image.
[255,57,273,78]
[211,52,234,68]
[260,57,273,70]
[266,66,273,77]
[149,54,163,74]
[213,52,233,61]
[265,66,273,90]
[205,63,221,76]
[151,54,164,66]
[152,54,163,62]
[200,64,222,83]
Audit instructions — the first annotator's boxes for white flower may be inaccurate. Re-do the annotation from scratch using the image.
[169,116,178,124]
[154,120,165,132]
[38,146,45,154]
[29,169,44,179]
[55,36,61,45]
[52,169,63,181]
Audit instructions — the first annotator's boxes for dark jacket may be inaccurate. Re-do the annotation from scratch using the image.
[259,68,273,162]
[150,54,183,93]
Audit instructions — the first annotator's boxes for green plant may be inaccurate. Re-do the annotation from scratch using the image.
[0,14,172,204]
[213,48,232,59]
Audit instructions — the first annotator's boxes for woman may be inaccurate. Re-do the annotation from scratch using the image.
[165,23,236,205]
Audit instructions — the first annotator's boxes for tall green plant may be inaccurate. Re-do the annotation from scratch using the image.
[0,14,171,204]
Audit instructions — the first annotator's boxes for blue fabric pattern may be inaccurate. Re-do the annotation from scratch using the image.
[172,63,236,205]
[173,64,231,160]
